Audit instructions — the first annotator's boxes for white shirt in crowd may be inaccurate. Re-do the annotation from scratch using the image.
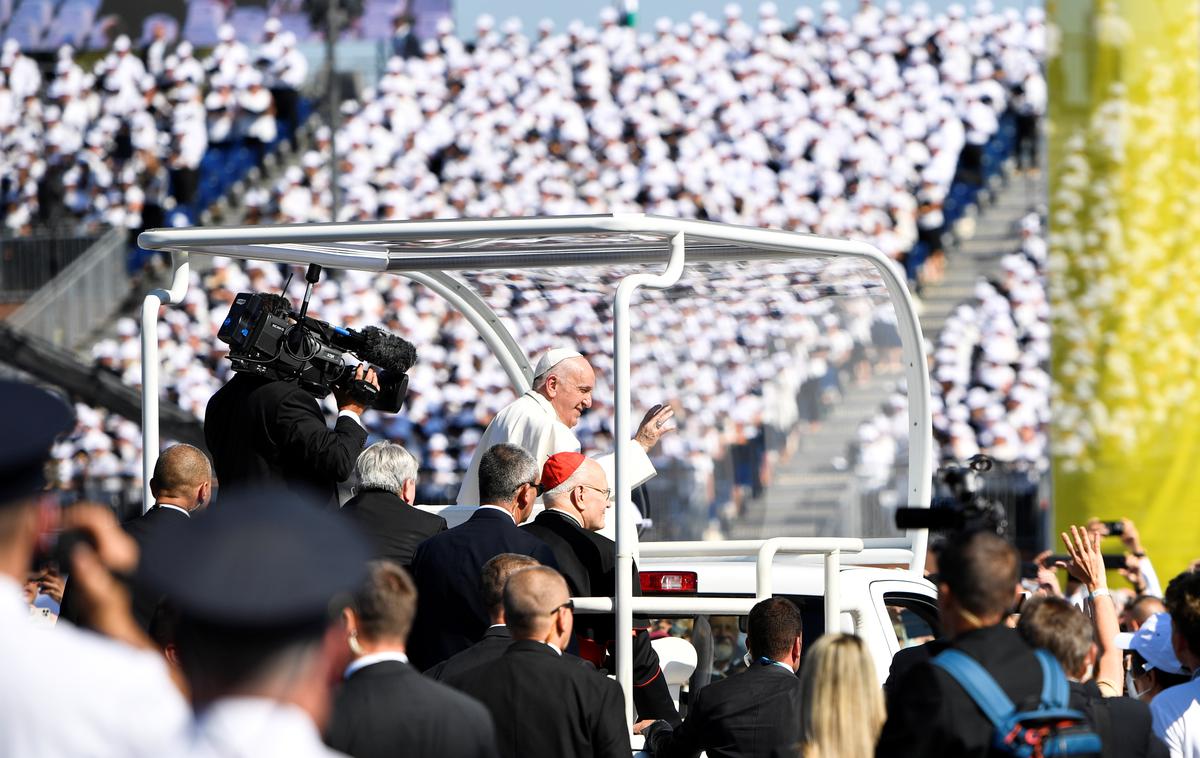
[1152,673,1200,758]
[0,576,189,757]
[172,698,345,758]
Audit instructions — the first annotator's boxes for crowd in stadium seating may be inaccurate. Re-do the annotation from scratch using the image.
[257,2,1044,270]
[33,2,1048,532]
[0,22,305,237]
[851,210,1049,511]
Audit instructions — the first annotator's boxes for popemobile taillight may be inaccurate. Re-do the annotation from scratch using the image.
[639,571,698,594]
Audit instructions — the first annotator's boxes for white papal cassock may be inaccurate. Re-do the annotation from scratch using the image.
[456,389,656,507]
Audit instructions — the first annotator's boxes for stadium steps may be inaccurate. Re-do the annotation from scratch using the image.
[204,106,321,227]
[730,168,1042,541]
[728,367,904,540]
[918,171,1041,337]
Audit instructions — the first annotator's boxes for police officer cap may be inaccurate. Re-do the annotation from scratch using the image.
[139,487,370,627]
[0,380,74,506]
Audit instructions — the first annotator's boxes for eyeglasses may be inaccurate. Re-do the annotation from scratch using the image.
[548,599,574,615]
[579,484,612,500]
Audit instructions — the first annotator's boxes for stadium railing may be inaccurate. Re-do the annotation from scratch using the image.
[8,227,130,348]
[0,231,102,303]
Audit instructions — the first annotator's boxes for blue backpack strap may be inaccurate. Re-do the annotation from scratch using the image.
[931,649,1016,730]
[1034,649,1070,709]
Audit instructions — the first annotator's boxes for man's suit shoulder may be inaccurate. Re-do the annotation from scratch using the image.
[695,663,801,703]
[122,507,189,543]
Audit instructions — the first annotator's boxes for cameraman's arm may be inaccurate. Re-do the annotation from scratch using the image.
[277,382,370,483]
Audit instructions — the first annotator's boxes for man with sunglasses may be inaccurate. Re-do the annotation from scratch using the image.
[523,452,678,722]
[407,443,558,671]
[453,565,630,758]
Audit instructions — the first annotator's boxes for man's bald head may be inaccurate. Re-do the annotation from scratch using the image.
[482,553,541,623]
[535,357,595,428]
[150,444,212,511]
[503,566,572,641]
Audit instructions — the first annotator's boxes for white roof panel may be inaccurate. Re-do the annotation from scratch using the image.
[137,213,885,272]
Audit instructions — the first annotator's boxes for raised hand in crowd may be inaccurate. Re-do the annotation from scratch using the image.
[1059,525,1123,696]
[59,503,149,651]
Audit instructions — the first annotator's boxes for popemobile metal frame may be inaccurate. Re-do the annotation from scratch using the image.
[138,213,934,725]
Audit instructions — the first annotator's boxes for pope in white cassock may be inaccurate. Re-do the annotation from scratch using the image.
[456,347,674,507]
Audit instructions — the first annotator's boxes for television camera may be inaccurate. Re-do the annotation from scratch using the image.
[217,264,416,412]
[894,454,1010,537]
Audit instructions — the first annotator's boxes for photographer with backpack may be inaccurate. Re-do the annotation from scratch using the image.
[876,530,1101,757]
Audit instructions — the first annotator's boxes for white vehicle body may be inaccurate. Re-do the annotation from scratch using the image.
[138,214,935,733]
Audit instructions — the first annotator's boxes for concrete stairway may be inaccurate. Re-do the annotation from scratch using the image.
[730,169,1042,540]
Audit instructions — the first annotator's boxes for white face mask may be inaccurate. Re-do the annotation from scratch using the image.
[1126,669,1149,701]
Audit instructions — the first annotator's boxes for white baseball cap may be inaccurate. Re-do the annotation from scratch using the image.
[532,348,584,383]
[1115,612,1187,675]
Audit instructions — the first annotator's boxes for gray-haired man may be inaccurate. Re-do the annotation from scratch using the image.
[341,441,446,568]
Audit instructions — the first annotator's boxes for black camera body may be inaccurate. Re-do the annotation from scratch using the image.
[218,291,416,412]
[895,455,1010,537]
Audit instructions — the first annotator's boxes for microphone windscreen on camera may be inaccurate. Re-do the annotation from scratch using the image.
[894,507,965,531]
[360,326,417,374]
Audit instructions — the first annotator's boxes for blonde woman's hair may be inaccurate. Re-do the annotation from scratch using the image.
[797,634,884,758]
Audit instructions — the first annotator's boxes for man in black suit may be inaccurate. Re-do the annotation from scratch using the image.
[60,443,211,631]
[341,441,446,568]
[452,566,631,758]
[524,452,677,722]
[1018,595,1167,758]
[426,552,540,681]
[875,531,1069,757]
[326,560,497,758]
[407,443,557,670]
[637,597,804,758]
[204,364,376,506]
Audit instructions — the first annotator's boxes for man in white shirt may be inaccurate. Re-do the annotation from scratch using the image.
[0,380,189,757]
[456,347,673,506]
[1152,570,1200,758]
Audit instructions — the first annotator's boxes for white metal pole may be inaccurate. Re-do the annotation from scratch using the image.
[140,252,190,511]
[755,541,779,602]
[400,271,534,392]
[613,232,685,726]
[867,260,933,573]
[824,548,840,632]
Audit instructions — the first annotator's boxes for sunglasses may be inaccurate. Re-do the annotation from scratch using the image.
[548,599,575,615]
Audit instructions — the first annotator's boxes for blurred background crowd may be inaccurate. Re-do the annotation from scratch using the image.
[1,0,1049,543]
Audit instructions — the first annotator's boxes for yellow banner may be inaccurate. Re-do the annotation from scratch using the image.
[1048,0,1200,580]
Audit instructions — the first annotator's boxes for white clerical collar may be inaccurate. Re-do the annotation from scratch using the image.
[154,503,191,518]
[344,651,409,679]
[525,389,555,415]
[477,504,517,523]
[545,508,584,529]
[525,390,573,429]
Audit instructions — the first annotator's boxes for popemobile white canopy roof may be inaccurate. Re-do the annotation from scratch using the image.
[141,212,904,271]
[138,213,933,725]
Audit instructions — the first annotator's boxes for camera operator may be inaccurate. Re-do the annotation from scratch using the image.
[204,363,378,507]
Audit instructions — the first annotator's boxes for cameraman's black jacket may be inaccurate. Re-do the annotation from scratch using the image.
[205,374,367,507]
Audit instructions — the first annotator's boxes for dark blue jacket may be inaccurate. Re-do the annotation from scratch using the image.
[407,508,556,670]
